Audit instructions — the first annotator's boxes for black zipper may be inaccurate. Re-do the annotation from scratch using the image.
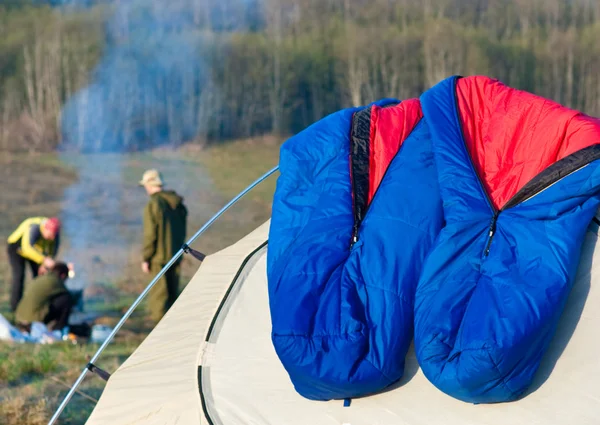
[349,147,360,248]
[483,211,498,257]
[349,123,367,249]
[349,102,400,249]
[350,218,360,247]
[349,147,400,248]
[481,164,598,257]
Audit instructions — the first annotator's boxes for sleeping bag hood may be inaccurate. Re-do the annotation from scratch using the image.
[267,74,600,404]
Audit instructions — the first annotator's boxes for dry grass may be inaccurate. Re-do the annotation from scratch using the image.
[0,136,283,424]
[199,135,282,203]
[0,328,148,425]
[1,388,49,425]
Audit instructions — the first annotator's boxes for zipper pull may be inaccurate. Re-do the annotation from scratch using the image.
[350,224,359,249]
[483,212,499,257]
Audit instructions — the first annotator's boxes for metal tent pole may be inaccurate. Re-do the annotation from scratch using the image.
[47,165,279,425]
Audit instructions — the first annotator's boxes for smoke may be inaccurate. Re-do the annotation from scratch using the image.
[59,154,127,291]
[56,0,260,294]
[60,1,219,152]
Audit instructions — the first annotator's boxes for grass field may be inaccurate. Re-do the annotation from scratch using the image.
[0,136,282,424]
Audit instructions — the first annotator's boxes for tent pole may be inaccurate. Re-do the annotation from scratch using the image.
[47,165,279,425]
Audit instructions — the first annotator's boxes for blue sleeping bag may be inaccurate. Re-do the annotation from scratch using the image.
[268,74,600,404]
[414,75,600,403]
[267,98,444,400]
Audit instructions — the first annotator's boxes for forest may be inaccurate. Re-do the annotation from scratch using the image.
[1,0,600,152]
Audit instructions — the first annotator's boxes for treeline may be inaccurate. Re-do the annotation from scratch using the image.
[2,0,600,152]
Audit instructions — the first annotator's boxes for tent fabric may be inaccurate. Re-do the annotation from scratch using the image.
[85,221,271,425]
[267,98,444,400]
[85,218,600,425]
[414,76,600,403]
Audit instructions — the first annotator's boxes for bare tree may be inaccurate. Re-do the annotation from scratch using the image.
[264,0,287,134]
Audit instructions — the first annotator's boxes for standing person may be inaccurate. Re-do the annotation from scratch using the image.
[139,169,187,322]
[15,262,73,332]
[6,217,61,311]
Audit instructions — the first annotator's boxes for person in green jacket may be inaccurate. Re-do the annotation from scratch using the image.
[139,169,188,322]
[15,262,73,332]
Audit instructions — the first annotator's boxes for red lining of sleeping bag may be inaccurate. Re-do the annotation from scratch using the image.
[456,76,600,210]
[368,99,423,203]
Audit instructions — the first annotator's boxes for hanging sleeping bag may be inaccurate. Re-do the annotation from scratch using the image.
[414,75,600,403]
[267,98,444,400]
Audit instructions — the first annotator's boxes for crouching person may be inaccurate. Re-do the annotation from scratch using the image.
[15,262,73,332]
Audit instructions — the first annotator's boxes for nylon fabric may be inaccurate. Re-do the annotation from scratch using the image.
[368,99,423,203]
[415,75,600,403]
[267,99,443,400]
[456,76,600,210]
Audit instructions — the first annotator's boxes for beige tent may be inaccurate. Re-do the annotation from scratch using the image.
[81,217,600,425]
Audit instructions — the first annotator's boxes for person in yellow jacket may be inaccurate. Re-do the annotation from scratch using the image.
[6,216,61,311]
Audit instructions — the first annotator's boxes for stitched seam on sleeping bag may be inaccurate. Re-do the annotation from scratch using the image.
[270,160,339,284]
[542,169,596,280]
[361,282,411,307]
[434,334,519,398]
[431,243,519,399]
[437,341,517,395]
[544,219,569,280]
[434,258,484,373]
[455,267,488,351]
[275,214,351,237]
[485,348,519,398]
[286,270,343,276]
[272,329,365,338]
[275,135,354,253]
[364,214,433,235]
[364,355,394,384]
[273,213,349,233]
[270,153,355,344]
[352,262,411,379]
[347,257,412,320]
[272,331,394,384]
